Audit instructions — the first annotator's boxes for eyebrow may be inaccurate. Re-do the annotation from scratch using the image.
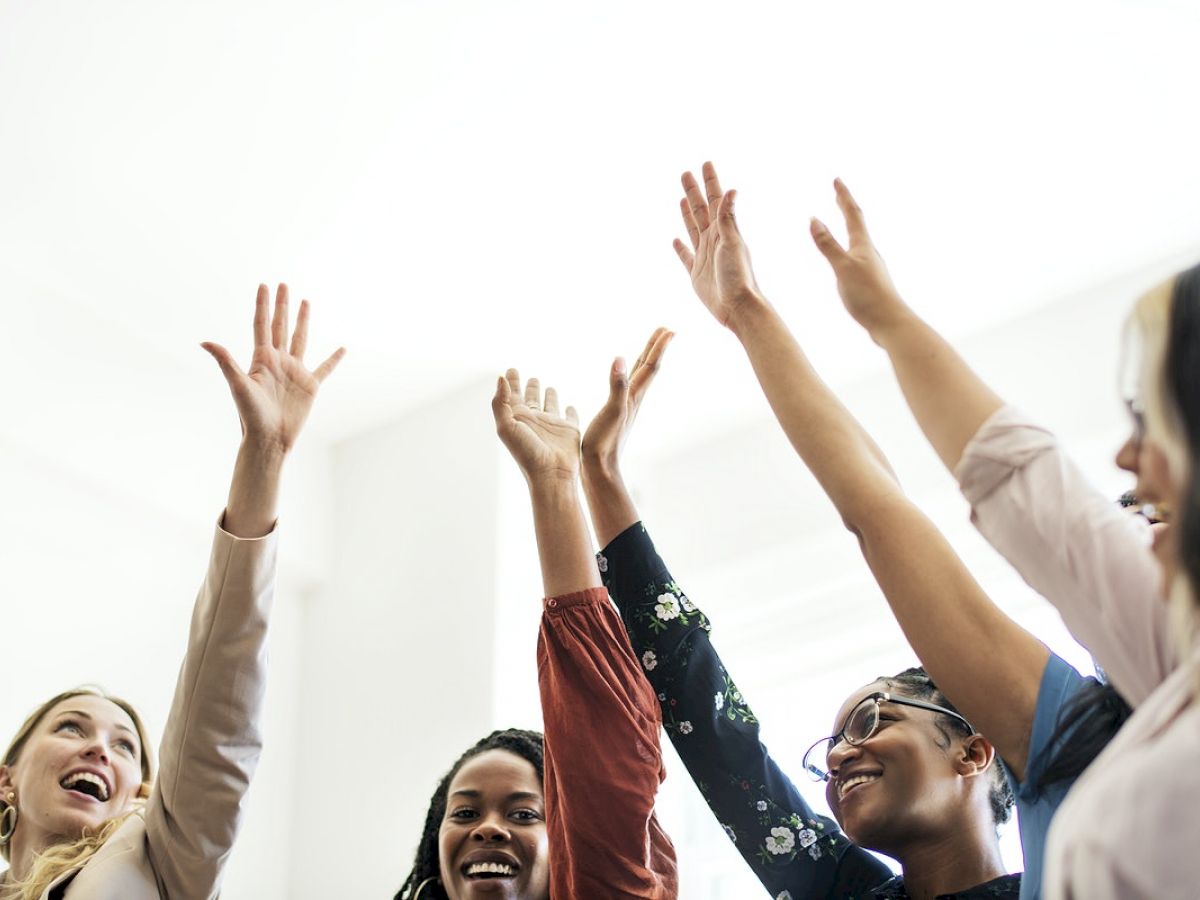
[449,789,542,802]
[55,710,138,739]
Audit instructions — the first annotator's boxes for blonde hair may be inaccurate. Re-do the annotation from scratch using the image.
[1,689,153,900]
[1127,273,1200,671]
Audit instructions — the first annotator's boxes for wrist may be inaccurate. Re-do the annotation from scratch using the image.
[239,435,289,468]
[725,288,773,338]
[864,298,919,348]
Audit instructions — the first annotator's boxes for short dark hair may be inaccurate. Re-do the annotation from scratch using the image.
[876,667,1015,825]
[394,728,544,900]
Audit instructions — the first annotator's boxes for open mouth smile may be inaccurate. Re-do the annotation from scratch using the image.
[59,770,110,803]
[837,772,881,802]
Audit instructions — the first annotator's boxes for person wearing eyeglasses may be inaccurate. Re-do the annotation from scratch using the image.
[580,330,1017,898]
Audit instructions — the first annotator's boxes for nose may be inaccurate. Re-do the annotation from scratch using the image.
[1115,435,1139,474]
[81,739,111,766]
[826,738,863,778]
[470,813,512,842]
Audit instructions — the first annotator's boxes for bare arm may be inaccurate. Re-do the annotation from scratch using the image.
[809,181,1004,473]
[671,164,1048,779]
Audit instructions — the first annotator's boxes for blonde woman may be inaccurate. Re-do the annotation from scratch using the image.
[0,284,343,900]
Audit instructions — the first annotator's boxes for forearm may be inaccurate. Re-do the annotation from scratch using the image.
[728,295,899,530]
[580,463,639,549]
[223,439,286,538]
[868,304,1005,472]
[529,476,602,597]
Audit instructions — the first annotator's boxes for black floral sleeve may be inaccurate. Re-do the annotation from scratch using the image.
[599,521,893,900]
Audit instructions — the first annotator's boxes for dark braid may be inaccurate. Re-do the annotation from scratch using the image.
[395,728,545,900]
[876,667,1016,826]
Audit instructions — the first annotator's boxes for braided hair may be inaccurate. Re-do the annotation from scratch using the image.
[876,667,1016,826]
[395,728,545,900]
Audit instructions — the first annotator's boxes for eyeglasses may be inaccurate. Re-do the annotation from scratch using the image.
[801,691,976,783]
[1125,397,1146,447]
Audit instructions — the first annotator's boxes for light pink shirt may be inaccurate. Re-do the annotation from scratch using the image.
[958,406,1199,899]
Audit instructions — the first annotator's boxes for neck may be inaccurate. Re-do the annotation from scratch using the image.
[892,822,1005,900]
[6,822,59,884]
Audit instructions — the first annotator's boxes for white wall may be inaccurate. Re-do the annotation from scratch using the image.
[286,379,506,899]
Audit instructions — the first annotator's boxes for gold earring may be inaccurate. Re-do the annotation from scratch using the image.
[0,794,17,845]
[412,876,440,899]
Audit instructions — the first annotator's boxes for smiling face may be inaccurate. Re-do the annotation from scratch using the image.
[822,681,985,854]
[436,749,549,900]
[1117,278,1187,582]
[0,694,147,852]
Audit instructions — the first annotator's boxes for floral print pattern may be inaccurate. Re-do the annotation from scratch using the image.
[597,523,1020,900]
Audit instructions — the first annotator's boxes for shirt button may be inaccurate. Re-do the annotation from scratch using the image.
[548,598,558,608]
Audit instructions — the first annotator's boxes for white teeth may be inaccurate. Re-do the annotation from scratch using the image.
[838,773,880,800]
[465,862,515,877]
[61,772,109,801]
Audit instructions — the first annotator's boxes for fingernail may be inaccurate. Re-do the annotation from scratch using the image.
[614,357,627,374]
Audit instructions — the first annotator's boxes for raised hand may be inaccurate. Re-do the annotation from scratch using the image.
[672,162,765,329]
[582,328,673,478]
[809,180,906,335]
[492,370,582,485]
[201,284,346,455]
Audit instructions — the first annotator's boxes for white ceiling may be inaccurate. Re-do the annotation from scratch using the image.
[2,0,1198,474]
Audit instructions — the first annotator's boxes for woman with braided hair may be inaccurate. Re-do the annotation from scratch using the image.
[394,369,676,899]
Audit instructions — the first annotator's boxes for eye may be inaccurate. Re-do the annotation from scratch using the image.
[510,808,543,823]
[115,739,137,756]
[448,807,478,821]
[55,720,85,736]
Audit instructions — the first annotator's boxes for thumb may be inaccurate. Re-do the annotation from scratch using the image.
[200,342,245,387]
[809,217,848,268]
[608,357,630,406]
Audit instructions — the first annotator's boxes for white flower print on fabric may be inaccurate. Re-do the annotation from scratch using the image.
[766,826,795,855]
[777,893,793,900]
[722,823,737,844]
[756,800,768,812]
[680,593,696,612]
[654,593,680,621]
[641,650,657,671]
[596,553,608,573]
[678,721,694,734]
[798,828,817,848]
[715,692,725,711]
[808,844,821,860]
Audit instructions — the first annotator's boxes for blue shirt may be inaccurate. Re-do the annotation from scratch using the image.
[1009,654,1093,900]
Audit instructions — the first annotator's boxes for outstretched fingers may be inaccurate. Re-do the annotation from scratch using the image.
[312,346,347,383]
[834,179,870,247]
[201,341,246,388]
[630,328,672,400]
[681,170,711,235]
[810,217,848,267]
[271,284,290,350]
[253,284,271,348]
[672,237,695,272]
[290,299,311,359]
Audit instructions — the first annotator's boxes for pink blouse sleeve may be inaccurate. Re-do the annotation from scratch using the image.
[537,587,678,899]
[955,406,1173,705]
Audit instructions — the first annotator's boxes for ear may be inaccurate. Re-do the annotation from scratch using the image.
[0,764,14,799]
[953,734,996,778]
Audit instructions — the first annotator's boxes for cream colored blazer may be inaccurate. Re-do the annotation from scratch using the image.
[36,522,277,900]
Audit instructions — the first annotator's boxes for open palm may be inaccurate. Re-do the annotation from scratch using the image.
[202,284,345,453]
[492,370,581,483]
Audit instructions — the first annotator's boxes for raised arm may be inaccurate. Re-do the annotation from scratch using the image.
[671,163,1049,780]
[147,284,343,898]
[581,333,892,897]
[808,181,1003,473]
[807,183,1172,703]
[492,370,677,899]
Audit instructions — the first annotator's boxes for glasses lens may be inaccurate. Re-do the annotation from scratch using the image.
[802,738,833,782]
[844,698,879,744]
